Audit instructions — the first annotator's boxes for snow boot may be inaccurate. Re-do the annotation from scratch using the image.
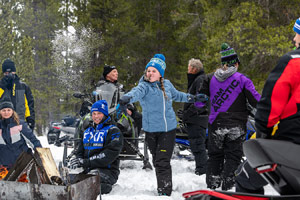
[158,188,171,196]
[195,168,206,176]
[221,176,235,191]
[206,175,221,189]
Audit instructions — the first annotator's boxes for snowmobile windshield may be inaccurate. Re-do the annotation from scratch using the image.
[95,83,124,114]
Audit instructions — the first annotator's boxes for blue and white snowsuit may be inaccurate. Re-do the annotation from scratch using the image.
[76,116,123,194]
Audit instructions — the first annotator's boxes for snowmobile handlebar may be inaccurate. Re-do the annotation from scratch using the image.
[73,92,86,99]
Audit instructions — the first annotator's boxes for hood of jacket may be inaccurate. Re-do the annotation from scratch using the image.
[214,66,237,82]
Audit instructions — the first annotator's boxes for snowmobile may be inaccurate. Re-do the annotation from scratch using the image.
[71,86,152,170]
[47,115,79,147]
[182,138,300,200]
[173,115,194,160]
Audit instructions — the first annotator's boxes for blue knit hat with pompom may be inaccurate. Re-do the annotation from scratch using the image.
[90,100,109,116]
[145,54,166,77]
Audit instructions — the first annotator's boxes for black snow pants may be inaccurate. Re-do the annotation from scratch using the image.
[89,168,119,194]
[206,123,246,190]
[235,160,267,194]
[186,123,207,174]
[145,129,176,196]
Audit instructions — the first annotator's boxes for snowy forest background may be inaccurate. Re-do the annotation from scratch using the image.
[0,0,299,135]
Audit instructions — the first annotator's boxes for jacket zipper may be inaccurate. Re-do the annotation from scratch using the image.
[156,83,167,132]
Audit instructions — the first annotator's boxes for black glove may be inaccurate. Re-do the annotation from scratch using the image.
[195,94,209,102]
[26,117,35,130]
[68,157,84,170]
[68,157,90,170]
[119,95,131,106]
[187,94,208,103]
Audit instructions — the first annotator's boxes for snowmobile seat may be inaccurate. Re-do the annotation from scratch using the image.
[244,139,300,195]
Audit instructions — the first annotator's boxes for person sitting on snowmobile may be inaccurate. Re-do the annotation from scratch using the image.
[95,65,143,138]
[95,65,124,114]
[69,100,123,194]
[75,65,124,140]
[235,17,300,194]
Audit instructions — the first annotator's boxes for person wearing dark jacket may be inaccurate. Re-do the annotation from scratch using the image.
[182,58,208,176]
[76,65,125,141]
[235,17,300,194]
[95,65,124,114]
[200,43,261,191]
[0,59,35,130]
[0,99,41,170]
[69,99,123,194]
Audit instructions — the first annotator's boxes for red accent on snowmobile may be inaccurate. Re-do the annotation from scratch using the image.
[183,190,241,200]
[256,164,277,174]
[183,190,300,200]
[53,126,61,130]
[230,194,269,200]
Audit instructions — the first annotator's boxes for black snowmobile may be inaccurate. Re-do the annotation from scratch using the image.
[47,115,79,147]
[182,138,300,200]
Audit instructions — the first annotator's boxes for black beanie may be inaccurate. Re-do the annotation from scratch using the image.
[0,100,14,110]
[2,59,16,73]
[103,65,116,78]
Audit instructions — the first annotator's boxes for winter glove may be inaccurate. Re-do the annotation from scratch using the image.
[195,94,209,102]
[26,117,35,130]
[119,95,131,106]
[187,94,209,103]
[68,157,86,170]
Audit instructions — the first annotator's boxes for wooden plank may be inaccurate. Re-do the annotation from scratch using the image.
[4,148,63,185]
[34,147,61,184]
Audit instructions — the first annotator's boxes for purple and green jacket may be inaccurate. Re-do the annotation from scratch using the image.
[209,72,261,126]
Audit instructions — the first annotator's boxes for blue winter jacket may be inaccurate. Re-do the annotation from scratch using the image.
[0,118,42,168]
[124,76,191,133]
[76,116,123,173]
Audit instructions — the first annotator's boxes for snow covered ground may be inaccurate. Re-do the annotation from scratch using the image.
[38,135,278,200]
